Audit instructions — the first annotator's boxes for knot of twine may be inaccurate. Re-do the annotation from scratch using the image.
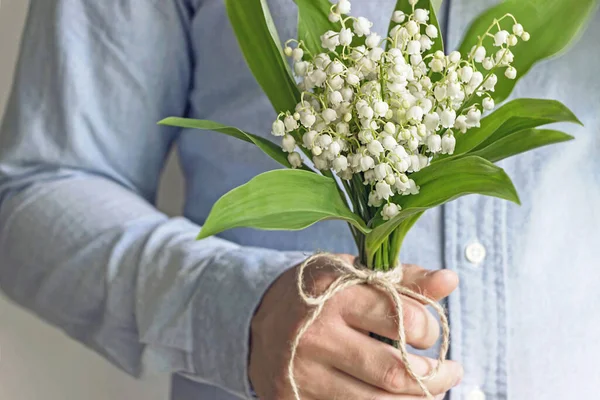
[287,253,450,400]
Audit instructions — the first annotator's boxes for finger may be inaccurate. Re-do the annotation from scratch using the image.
[401,265,459,301]
[341,284,440,349]
[304,363,445,400]
[326,327,463,395]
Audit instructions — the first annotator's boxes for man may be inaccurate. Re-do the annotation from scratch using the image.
[0,1,598,399]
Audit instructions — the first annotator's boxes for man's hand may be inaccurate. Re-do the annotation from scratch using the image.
[249,255,462,400]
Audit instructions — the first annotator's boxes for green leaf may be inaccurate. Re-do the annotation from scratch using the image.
[225,0,300,113]
[458,0,599,103]
[365,156,519,261]
[158,117,303,170]
[197,169,369,239]
[295,0,339,56]
[387,0,443,55]
[449,98,581,156]
[472,128,574,163]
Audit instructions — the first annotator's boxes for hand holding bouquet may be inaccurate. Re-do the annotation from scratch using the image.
[160,0,594,397]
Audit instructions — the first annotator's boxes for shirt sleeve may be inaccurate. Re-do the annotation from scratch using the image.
[0,1,305,398]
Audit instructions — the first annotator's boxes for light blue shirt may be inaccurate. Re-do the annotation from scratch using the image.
[1,1,599,399]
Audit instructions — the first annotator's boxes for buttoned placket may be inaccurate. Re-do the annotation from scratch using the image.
[441,1,511,399]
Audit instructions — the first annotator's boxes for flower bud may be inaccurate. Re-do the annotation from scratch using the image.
[513,23,524,36]
[406,21,419,36]
[505,66,517,80]
[384,122,397,135]
[284,47,293,57]
[426,24,438,38]
[392,10,406,23]
[374,101,390,117]
[482,97,495,110]
[471,45,486,63]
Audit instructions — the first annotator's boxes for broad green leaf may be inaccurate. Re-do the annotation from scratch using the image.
[295,0,339,56]
[225,0,300,113]
[158,117,310,170]
[197,169,369,239]
[458,0,599,103]
[472,128,574,163]
[365,156,519,260]
[449,98,580,156]
[387,0,443,55]
[432,0,443,12]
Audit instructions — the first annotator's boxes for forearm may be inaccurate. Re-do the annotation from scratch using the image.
[0,173,304,398]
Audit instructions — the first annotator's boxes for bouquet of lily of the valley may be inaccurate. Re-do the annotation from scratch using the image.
[160,0,594,397]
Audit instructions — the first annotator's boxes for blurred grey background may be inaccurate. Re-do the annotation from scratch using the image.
[0,1,186,398]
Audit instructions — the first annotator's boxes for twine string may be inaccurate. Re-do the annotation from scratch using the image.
[287,253,450,400]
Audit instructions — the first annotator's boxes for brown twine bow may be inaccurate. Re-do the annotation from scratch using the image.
[287,253,450,400]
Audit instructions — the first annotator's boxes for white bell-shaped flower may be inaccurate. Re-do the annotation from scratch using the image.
[360,154,375,171]
[440,109,457,128]
[365,33,381,49]
[339,28,354,46]
[505,66,517,79]
[272,119,285,136]
[374,101,390,117]
[427,134,442,153]
[426,24,438,38]
[414,9,430,23]
[382,203,400,220]
[471,45,486,63]
[332,154,349,172]
[337,0,351,14]
[353,17,373,37]
[376,181,394,200]
[466,108,482,127]
[454,115,468,133]
[392,10,406,23]
[322,108,338,123]
[288,152,302,168]
[494,30,510,46]
[407,105,424,122]
[302,130,317,148]
[320,30,340,51]
[441,132,456,154]
[482,97,495,110]
[282,134,296,152]
[406,20,419,36]
[367,140,384,156]
[284,115,298,132]
[368,191,383,207]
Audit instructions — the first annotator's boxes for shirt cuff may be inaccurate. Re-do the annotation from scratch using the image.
[191,246,308,399]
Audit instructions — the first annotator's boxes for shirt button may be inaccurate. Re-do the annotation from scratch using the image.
[465,242,486,264]
[467,388,486,400]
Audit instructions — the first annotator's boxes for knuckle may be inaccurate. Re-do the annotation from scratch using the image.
[402,302,422,333]
[380,361,404,392]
